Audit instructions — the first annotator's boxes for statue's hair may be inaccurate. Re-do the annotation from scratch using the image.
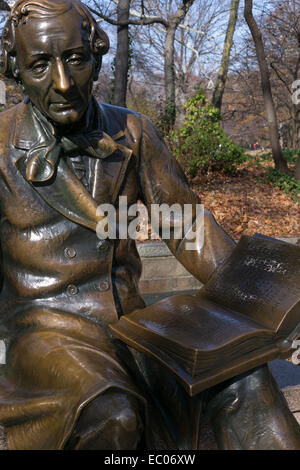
[1,0,109,80]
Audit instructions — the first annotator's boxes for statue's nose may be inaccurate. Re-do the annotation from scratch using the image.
[53,60,71,93]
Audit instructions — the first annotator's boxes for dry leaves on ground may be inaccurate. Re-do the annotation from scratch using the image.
[136,157,299,242]
[191,160,299,239]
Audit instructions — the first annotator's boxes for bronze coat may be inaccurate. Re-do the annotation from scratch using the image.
[0,99,234,449]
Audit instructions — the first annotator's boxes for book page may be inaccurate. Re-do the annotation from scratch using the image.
[125,294,272,351]
[202,236,300,331]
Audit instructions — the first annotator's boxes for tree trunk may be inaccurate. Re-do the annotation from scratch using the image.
[162,0,195,130]
[113,0,130,107]
[212,0,240,111]
[244,0,289,174]
[163,24,177,129]
[176,73,189,126]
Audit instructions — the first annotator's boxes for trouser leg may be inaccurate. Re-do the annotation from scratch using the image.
[207,364,300,450]
[65,389,144,450]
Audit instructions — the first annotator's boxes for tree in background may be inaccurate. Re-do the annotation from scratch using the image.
[132,0,229,126]
[244,0,289,174]
[162,0,195,129]
[91,0,197,129]
[262,0,300,179]
[212,0,240,111]
[113,0,131,107]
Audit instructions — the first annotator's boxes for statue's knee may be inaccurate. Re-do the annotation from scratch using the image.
[209,387,242,419]
[230,364,278,407]
[68,391,143,450]
[108,404,142,447]
[208,364,278,418]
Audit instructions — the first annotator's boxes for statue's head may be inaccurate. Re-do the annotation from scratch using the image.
[1,0,109,127]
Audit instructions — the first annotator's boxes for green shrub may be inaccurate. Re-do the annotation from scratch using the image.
[245,148,299,171]
[282,148,299,165]
[259,168,300,202]
[246,147,300,202]
[168,87,245,176]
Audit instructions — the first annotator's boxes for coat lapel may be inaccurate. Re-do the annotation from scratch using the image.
[90,103,133,205]
[16,154,100,231]
[13,101,133,231]
[90,135,133,205]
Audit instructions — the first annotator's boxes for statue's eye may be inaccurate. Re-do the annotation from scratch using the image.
[67,55,84,65]
[31,61,48,73]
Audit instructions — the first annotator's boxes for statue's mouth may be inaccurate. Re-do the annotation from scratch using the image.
[51,102,72,106]
[50,101,78,110]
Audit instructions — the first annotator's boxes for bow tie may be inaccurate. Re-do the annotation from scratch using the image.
[25,105,118,183]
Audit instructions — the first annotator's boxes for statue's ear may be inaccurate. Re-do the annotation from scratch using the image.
[10,55,19,79]
[10,56,25,91]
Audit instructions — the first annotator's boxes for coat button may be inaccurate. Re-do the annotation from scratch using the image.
[64,247,77,259]
[97,240,110,253]
[99,281,110,291]
[67,284,79,295]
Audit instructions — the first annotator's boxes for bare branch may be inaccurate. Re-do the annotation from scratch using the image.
[88,4,168,27]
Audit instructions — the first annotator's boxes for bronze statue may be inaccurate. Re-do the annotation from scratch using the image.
[0,0,299,450]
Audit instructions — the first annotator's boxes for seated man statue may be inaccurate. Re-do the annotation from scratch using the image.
[0,0,299,450]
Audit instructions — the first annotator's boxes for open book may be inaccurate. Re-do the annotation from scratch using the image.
[110,235,300,396]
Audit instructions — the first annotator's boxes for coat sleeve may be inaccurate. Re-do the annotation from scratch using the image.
[138,114,236,284]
